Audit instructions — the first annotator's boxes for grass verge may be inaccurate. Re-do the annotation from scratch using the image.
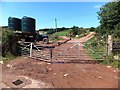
[83,37,106,60]
[83,37,119,68]
[1,52,16,63]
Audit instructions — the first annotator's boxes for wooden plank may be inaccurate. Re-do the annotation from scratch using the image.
[112,42,120,49]
[112,42,120,53]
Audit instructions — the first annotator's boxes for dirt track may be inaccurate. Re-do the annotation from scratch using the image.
[2,57,119,88]
[2,32,119,88]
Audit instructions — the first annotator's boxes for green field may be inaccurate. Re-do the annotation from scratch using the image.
[56,30,71,36]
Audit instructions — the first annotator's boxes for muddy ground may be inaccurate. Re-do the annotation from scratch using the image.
[2,57,119,88]
[1,32,119,88]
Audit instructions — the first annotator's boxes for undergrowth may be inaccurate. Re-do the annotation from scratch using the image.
[1,52,16,62]
[84,36,119,68]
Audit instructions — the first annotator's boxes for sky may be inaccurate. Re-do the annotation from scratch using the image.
[1,2,107,29]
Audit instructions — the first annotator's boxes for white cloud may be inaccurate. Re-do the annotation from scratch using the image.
[93,5,102,9]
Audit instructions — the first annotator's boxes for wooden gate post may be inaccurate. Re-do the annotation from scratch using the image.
[107,35,112,56]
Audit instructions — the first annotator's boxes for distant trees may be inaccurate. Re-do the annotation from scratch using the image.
[97,1,120,38]
[89,27,95,32]
[70,26,79,36]
[69,26,88,37]
[39,26,90,37]
[39,27,69,34]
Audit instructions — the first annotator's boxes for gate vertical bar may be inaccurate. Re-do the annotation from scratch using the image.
[30,43,33,57]
[50,48,52,60]
[78,42,80,60]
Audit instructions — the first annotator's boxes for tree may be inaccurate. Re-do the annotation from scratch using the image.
[114,22,120,38]
[89,27,95,31]
[97,2,120,36]
[70,26,80,36]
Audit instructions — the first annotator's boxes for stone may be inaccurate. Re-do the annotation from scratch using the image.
[98,76,102,79]
[0,61,3,64]
[7,64,12,68]
[113,70,117,73]
[113,55,119,60]
[47,67,52,71]
[64,73,68,77]
[107,66,111,68]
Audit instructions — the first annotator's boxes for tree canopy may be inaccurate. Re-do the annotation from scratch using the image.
[97,1,120,37]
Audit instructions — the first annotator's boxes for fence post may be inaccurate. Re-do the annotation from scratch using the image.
[50,48,52,59]
[107,35,112,56]
[30,43,33,57]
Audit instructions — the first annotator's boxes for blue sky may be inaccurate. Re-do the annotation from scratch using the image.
[1,2,107,29]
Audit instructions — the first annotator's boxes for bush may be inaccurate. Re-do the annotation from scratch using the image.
[49,34,62,41]
[2,28,21,58]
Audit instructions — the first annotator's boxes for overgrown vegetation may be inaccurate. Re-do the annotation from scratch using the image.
[84,37,119,68]
[66,26,91,37]
[39,27,69,34]
[49,34,63,41]
[94,1,120,67]
[57,29,71,36]
[84,37,106,60]
[102,55,120,68]
[39,26,91,38]
[97,1,120,40]
[2,28,21,62]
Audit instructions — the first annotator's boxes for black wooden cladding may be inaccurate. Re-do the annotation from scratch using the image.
[112,42,120,53]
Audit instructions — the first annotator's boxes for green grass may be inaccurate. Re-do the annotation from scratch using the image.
[56,30,71,36]
[1,53,16,62]
[83,37,106,60]
[101,55,120,68]
[49,36,63,41]
[110,61,119,68]
[49,34,63,41]
[83,37,119,68]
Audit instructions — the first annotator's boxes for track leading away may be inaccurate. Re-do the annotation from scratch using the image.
[51,32,96,63]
